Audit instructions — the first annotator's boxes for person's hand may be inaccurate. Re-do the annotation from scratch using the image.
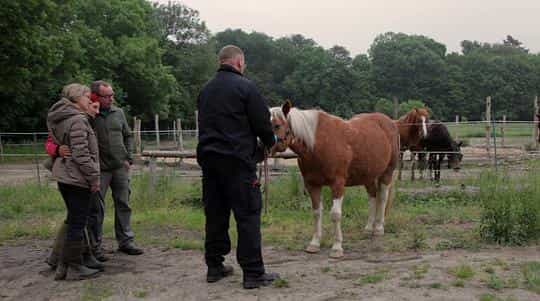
[58,145,71,157]
[124,160,131,170]
[90,181,100,192]
[87,102,100,117]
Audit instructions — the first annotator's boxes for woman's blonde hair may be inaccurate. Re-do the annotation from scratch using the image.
[61,83,90,102]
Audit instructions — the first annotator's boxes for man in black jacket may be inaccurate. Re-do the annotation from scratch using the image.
[197,45,279,289]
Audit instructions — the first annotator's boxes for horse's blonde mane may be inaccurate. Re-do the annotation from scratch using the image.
[270,107,320,151]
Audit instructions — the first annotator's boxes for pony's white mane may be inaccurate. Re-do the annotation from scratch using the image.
[270,107,320,151]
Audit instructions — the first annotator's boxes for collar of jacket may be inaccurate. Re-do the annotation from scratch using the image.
[218,64,243,76]
[99,105,120,116]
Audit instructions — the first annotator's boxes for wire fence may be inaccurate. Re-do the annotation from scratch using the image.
[0,119,538,186]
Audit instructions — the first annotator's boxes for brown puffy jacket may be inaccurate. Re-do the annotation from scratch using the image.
[47,98,100,189]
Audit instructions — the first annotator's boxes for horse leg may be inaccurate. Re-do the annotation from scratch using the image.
[364,184,378,234]
[374,179,392,236]
[411,152,416,181]
[398,152,403,180]
[329,181,345,258]
[305,185,322,254]
[418,153,426,180]
[429,153,435,182]
[436,155,442,184]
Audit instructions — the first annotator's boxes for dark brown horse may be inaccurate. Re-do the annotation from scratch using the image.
[395,108,430,180]
[271,101,399,258]
[416,121,463,183]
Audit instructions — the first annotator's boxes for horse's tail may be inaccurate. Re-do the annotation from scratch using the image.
[384,171,398,217]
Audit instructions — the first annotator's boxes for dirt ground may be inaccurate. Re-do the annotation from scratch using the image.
[1,239,538,301]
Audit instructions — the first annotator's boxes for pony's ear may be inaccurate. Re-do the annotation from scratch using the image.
[282,100,293,116]
[414,108,419,113]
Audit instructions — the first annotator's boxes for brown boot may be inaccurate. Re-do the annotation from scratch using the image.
[46,222,67,269]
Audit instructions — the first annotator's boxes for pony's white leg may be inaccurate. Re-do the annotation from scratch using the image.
[330,196,344,258]
[306,202,323,253]
[305,186,322,253]
[374,183,390,236]
[364,195,377,233]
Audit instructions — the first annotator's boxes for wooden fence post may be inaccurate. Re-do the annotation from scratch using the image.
[534,95,539,149]
[176,118,184,151]
[133,117,139,155]
[149,157,157,192]
[0,133,3,162]
[32,133,41,186]
[155,114,160,149]
[393,96,399,119]
[195,110,199,138]
[485,96,491,157]
[501,115,506,148]
[172,121,177,145]
[137,119,142,154]
[455,115,459,141]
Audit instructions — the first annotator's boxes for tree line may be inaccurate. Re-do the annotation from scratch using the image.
[2,0,539,131]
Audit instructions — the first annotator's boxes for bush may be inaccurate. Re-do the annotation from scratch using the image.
[479,166,540,245]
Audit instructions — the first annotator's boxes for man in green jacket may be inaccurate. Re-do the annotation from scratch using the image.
[91,80,143,257]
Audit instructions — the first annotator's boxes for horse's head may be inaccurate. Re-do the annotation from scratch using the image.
[270,100,293,153]
[448,141,463,171]
[413,108,430,139]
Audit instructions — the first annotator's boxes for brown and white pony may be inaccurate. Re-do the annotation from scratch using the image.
[271,102,399,258]
[395,108,430,180]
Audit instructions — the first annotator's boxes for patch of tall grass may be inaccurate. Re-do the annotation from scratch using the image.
[478,162,540,245]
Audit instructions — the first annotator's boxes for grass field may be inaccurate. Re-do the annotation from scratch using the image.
[1,161,539,300]
[446,122,535,139]
[1,161,538,252]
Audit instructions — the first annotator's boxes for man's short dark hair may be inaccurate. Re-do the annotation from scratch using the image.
[90,80,111,93]
[218,45,244,63]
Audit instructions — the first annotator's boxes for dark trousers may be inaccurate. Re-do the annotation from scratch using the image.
[95,167,134,248]
[87,192,104,248]
[200,154,265,277]
[57,183,92,242]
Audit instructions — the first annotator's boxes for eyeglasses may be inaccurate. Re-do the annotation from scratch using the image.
[98,93,114,99]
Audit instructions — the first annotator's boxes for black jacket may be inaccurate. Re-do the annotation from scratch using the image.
[196,64,275,170]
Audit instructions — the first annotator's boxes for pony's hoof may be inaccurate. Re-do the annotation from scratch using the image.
[305,244,320,253]
[373,227,385,236]
[329,249,344,259]
[364,226,374,235]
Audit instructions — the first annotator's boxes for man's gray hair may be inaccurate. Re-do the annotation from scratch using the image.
[62,83,90,102]
[90,80,111,94]
[218,45,244,63]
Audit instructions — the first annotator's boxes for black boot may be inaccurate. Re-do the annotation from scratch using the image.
[207,265,234,283]
[83,252,105,271]
[55,240,100,281]
[243,272,281,289]
[83,229,104,271]
[46,222,67,269]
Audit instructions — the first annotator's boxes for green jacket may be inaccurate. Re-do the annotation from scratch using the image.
[94,105,133,171]
[47,99,100,188]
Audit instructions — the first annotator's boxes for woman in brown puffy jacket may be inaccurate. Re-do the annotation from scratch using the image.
[46,83,101,280]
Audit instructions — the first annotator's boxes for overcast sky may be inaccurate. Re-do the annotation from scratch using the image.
[161,0,540,55]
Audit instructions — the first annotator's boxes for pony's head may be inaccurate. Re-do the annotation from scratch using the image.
[270,100,294,153]
[270,100,320,153]
[448,140,464,171]
[408,107,430,139]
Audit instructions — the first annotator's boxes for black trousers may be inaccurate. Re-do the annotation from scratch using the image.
[57,182,92,242]
[200,154,265,277]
